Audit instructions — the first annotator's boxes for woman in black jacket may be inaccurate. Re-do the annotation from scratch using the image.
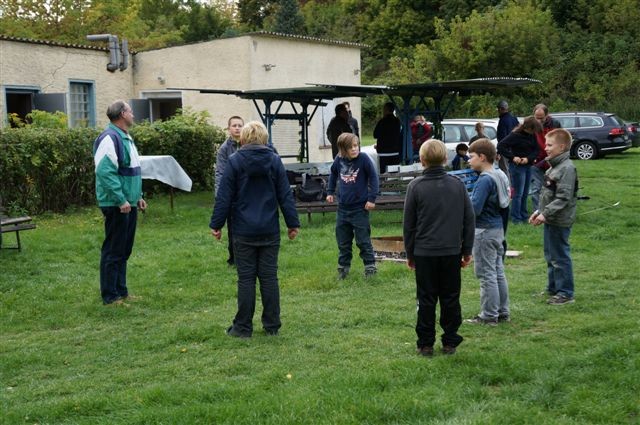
[497,116,542,223]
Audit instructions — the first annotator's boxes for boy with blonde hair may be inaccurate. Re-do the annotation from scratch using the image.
[529,128,578,305]
[210,121,300,337]
[326,133,379,279]
[404,139,475,356]
[465,139,511,325]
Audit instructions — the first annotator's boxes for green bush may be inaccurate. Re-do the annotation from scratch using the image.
[0,111,226,214]
[0,127,98,213]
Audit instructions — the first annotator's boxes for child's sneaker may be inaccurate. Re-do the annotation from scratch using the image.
[364,266,377,278]
[547,294,574,305]
[337,266,350,280]
[465,315,498,326]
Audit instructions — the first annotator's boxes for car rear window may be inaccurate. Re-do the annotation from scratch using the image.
[608,115,622,126]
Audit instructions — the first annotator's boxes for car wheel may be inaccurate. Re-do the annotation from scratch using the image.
[573,141,598,160]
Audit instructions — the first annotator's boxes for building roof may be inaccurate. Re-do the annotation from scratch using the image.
[0,34,108,51]
[246,31,368,49]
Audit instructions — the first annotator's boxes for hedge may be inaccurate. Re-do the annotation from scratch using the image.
[0,114,225,214]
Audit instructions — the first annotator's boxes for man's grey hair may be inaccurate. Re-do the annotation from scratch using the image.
[497,100,509,110]
[106,100,128,122]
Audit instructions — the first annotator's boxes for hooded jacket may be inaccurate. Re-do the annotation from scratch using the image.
[210,144,300,237]
[472,168,510,229]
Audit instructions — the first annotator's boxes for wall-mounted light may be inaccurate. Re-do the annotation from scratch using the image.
[353,69,360,76]
[263,64,276,71]
[157,76,166,84]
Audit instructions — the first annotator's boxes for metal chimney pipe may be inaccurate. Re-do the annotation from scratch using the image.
[86,34,120,72]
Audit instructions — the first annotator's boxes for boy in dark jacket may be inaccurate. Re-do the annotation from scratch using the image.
[210,121,300,337]
[529,129,578,305]
[326,133,379,279]
[403,139,475,356]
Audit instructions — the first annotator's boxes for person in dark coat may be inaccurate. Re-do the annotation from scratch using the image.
[210,121,300,338]
[342,101,360,138]
[327,103,353,159]
[374,102,402,173]
[497,116,542,223]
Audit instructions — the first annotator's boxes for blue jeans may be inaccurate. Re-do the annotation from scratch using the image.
[100,207,137,304]
[543,224,574,298]
[230,234,281,336]
[508,163,531,223]
[530,166,545,212]
[473,228,509,320]
[335,207,375,269]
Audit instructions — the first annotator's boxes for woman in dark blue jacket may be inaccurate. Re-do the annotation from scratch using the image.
[497,116,542,223]
[210,121,300,338]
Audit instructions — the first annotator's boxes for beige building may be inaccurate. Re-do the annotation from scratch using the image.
[0,32,364,162]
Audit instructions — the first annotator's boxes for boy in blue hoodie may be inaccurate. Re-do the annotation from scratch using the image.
[326,133,379,279]
[210,121,300,337]
[465,139,511,325]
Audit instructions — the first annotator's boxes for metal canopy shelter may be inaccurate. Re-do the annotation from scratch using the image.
[171,77,540,164]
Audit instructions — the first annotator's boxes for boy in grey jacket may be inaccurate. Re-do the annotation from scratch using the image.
[529,129,578,305]
[215,116,244,265]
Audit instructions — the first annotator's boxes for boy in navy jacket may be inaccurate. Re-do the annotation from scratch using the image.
[326,133,379,279]
[210,121,300,337]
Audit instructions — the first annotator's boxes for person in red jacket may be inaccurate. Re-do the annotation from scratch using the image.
[531,104,561,211]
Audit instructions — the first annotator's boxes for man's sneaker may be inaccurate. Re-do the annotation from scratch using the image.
[337,267,350,280]
[417,346,433,357]
[442,345,456,355]
[465,315,498,326]
[364,267,377,278]
[226,326,251,338]
[547,295,575,305]
[498,314,511,323]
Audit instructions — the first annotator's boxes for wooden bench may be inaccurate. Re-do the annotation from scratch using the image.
[294,168,479,222]
[0,199,37,251]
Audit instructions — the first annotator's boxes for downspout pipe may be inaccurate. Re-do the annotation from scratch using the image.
[120,38,129,71]
[86,34,120,72]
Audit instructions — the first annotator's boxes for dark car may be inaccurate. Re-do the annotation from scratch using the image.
[552,112,632,160]
[622,120,639,147]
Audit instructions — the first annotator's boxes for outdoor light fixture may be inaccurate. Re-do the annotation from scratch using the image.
[263,64,276,71]
[353,69,360,75]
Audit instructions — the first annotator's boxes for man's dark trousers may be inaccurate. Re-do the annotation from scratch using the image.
[414,255,464,349]
[100,206,137,304]
[230,234,281,336]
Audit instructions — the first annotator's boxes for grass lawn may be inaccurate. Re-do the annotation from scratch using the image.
[1,149,639,424]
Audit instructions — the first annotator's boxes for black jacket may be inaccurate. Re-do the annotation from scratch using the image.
[403,166,475,259]
[497,131,539,165]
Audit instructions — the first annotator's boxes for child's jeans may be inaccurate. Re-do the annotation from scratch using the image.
[544,224,574,298]
[336,207,375,268]
[473,227,509,320]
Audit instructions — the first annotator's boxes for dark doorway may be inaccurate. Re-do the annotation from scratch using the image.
[6,92,34,127]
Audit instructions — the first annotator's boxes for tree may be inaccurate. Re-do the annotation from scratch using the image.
[236,0,277,31]
[271,0,305,34]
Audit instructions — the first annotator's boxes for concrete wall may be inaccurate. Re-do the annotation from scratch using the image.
[134,35,362,163]
[0,39,133,128]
